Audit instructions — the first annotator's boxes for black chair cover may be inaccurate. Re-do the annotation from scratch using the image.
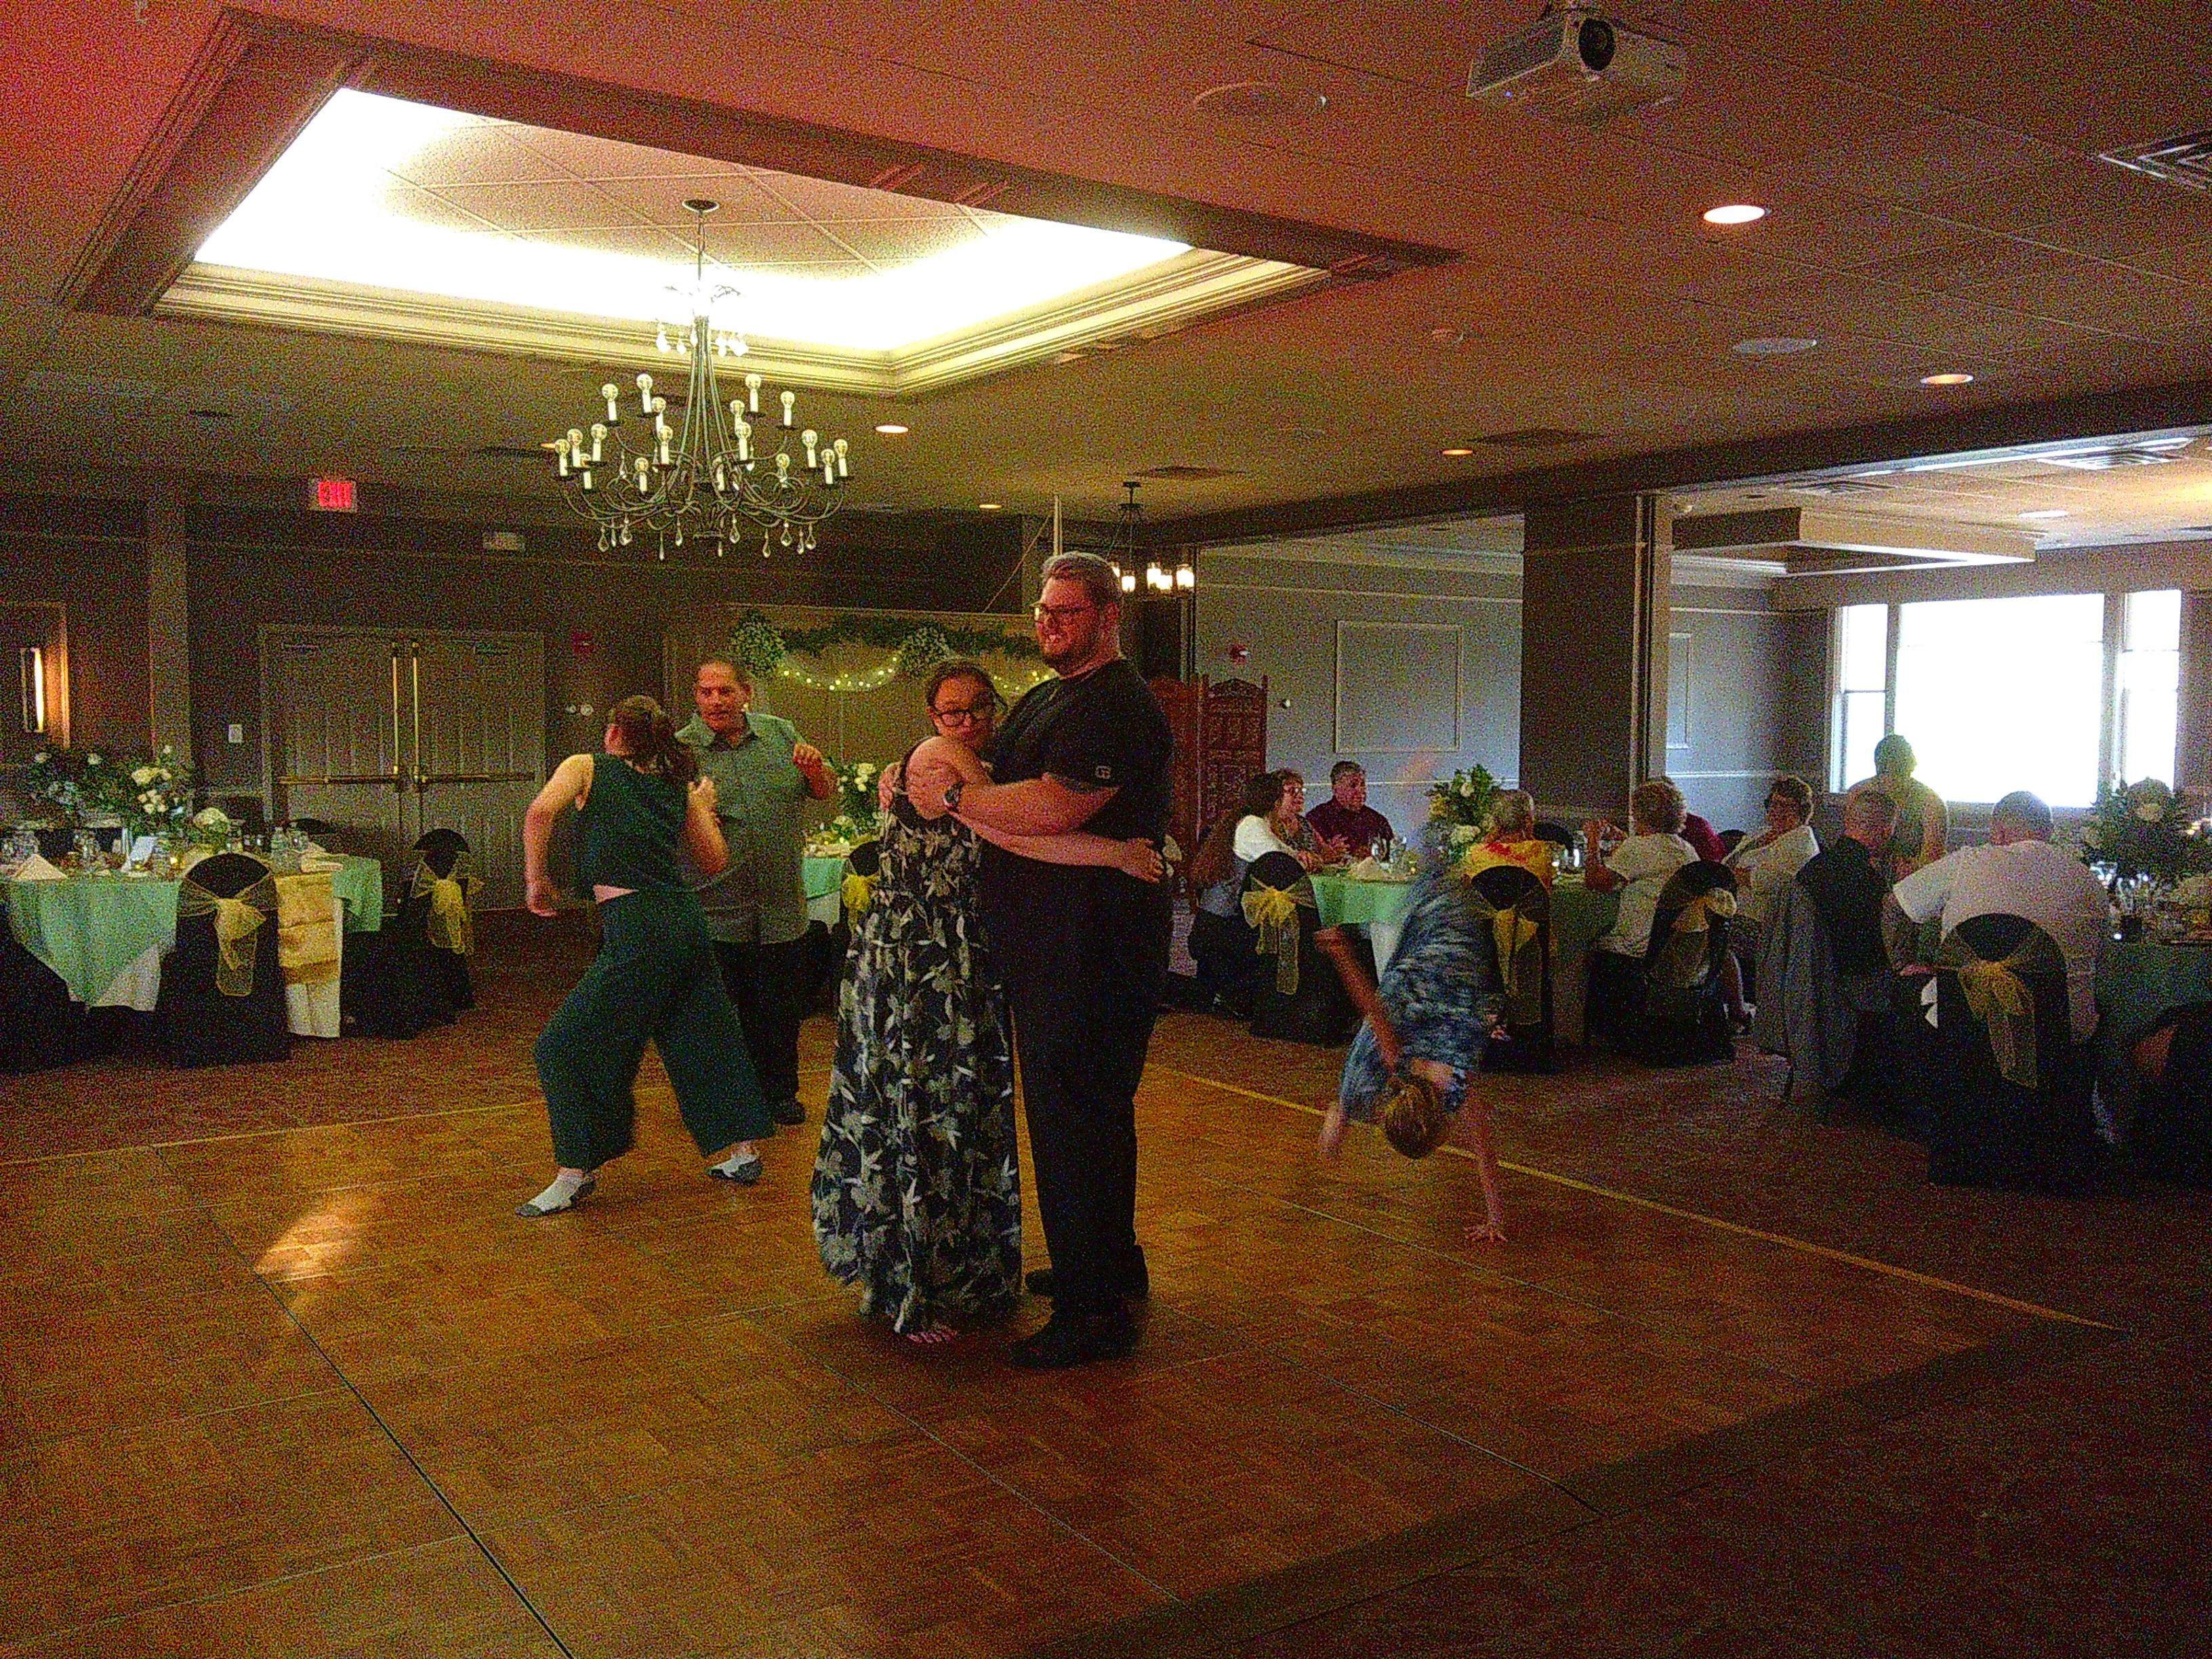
[340,830,470,1039]
[0,895,94,1073]
[1469,863,1555,1073]
[157,852,290,1068]
[1242,851,1358,1044]
[1927,913,2102,1194]
[1629,859,1736,1065]
[1530,821,1576,848]
[2135,1002,2212,1189]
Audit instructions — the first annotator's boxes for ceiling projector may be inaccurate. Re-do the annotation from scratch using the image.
[1469,5,1685,126]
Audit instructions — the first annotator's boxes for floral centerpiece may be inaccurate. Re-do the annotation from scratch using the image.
[117,745,195,840]
[809,758,884,852]
[188,806,235,849]
[1427,764,1500,853]
[2077,777,2211,888]
[21,745,115,824]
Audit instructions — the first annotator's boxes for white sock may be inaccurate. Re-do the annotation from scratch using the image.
[709,1149,759,1176]
[525,1170,590,1212]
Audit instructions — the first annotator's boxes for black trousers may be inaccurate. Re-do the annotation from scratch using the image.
[712,934,812,1109]
[995,884,1169,1317]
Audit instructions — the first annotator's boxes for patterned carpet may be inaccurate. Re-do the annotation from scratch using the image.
[3,918,2206,1657]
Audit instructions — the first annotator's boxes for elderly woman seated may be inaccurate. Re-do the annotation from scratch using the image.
[1581,778,1698,1038]
[1721,774,1821,1021]
[1458,789,1558,887]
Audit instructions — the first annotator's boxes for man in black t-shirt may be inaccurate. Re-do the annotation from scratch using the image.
[907,552,1172,1368]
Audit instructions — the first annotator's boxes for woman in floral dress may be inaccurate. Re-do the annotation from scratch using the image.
[811,660,1164,1342]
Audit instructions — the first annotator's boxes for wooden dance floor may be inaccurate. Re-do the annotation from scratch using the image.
[0,968,2117,1659]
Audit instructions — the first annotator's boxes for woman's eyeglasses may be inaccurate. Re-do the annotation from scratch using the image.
[931,701,993,725]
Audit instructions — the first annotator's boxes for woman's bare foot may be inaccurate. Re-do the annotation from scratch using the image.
[1317,1102,1349,1158]
[902,1324,956,1346]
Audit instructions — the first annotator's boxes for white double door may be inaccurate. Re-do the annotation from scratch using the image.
[265,628,544,909]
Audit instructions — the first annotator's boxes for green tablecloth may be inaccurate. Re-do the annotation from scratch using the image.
[1307,874,1411,928]
[2097,941,2212,1044]
[1549,879,1620,958]
[3,855,383,1006]
[802,855,845,902]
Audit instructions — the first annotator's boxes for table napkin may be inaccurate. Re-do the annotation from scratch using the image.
[8,854,66,881]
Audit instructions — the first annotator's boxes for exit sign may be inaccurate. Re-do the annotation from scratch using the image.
[308,477,359,512]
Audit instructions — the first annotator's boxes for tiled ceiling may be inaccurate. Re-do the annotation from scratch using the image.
[5,1,2212,533]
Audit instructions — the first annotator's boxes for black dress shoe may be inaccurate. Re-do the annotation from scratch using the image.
[1004,1309,1139,1370]
[1025,1261,1149,1301]
[769,1098,806,1126]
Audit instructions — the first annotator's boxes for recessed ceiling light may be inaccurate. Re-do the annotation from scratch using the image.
[1732,336,1819,356]
[1920,371,1975,386]
[1702,203,1768,226]
[2020,509,2070,520]
[977,501,1003,511]
[874,422,909,435]
[1441,447,1475,457]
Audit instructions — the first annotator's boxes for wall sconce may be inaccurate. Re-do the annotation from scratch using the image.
[18,647,44,735]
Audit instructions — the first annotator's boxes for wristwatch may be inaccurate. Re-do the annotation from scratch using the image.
[943,779,966,812]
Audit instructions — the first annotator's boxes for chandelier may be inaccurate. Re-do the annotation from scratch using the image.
[1103,481,1193,595]
[547,199,851,559]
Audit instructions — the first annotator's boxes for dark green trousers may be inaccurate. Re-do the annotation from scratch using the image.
[535,888,770,1170]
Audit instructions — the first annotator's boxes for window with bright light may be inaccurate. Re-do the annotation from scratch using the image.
[1892,594,2107,807]
[1835,603,1887,790]
[2118,589,2182,785]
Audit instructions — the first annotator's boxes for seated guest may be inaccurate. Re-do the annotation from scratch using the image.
[1307,760,1394,859]
[1795,785,1898,976]
[1187,773,1296,1015]
[1273,770,1335,864]
[1851,733,1948,881]
[1726,775,1820,934]
[1756,787,1900,1103]
[1460,789,1557,887]
[1662,777,1727,863]
[1883,790,2108,1042]
[1582,779,1698,1033]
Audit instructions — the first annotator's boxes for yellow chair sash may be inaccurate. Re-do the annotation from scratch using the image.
[1465,889,1543,1023]
[1936,931,2057,1090]
[1650,886,1737,989]
[274,871,341,987]
[841,871,878,917]
[407,854,478,956]
[1242,881,1311,996]
[176,870,279,998]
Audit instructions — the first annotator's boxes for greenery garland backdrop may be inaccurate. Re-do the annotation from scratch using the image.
[724,608,1045,695]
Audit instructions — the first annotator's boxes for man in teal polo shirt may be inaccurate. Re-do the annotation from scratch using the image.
[676,657,836,1127]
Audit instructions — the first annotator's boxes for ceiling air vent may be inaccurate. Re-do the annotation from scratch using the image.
[1132,465,1244,480]
[1475,428,1603,449]
[1788,480,1889,498]
[2100,128,2212,191]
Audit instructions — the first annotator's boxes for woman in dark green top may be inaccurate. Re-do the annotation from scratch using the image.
[516,695,771,1216]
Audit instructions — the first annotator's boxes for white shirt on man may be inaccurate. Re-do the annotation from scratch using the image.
[1595,832,1696,957]
[1889,838,2108,1040]
[1726,822,1820,930]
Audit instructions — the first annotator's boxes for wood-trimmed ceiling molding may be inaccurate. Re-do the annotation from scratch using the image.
[65,8,1456,323]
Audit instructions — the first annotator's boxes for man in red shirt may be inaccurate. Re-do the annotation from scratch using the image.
[1307,762,1395,858]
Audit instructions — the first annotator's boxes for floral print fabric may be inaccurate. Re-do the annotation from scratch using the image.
[811,802,1021,1333]
[1338,850,1499,1126]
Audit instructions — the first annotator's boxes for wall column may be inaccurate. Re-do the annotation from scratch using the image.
[2177,590,2212,796]
[1517,494,1668,819]
[146,482,191,758]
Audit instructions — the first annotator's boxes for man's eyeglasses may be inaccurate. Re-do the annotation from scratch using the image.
[1033,601,1097,623]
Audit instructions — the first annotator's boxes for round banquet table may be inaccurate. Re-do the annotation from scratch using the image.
[1307,872,1414,970]
[2093,939,2212,1134]
[3,855,385,1036]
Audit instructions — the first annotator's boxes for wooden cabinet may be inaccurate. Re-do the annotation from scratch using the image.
[1151,676,1268,886]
